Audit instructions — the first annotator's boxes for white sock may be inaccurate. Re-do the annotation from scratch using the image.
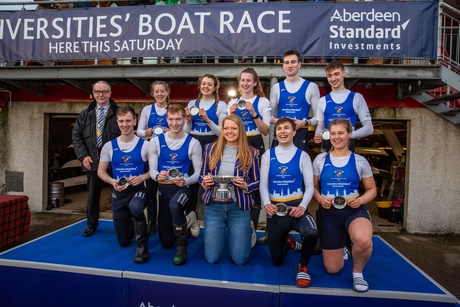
[352,272,368,291]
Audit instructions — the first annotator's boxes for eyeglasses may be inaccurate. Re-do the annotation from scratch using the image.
[93,90,110,95]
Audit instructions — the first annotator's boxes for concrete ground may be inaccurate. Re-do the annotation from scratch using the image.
[2,185,459,301]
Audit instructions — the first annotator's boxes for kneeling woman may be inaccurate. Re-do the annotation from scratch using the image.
[260,117,317,288]
[313,118,377,292]
[199,115,260,265]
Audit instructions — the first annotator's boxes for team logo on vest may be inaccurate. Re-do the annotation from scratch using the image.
[279,166,288,174]
[122,155,131,163]
[157,117,164,123]
[288,96,296,105]
[334,170,344,178]
[170,153,178,161]
[241,111,249,117]
[335,106,344,114]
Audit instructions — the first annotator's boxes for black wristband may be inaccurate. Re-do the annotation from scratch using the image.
[252,114,259,120]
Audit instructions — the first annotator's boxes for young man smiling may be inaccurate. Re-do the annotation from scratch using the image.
[97,106,151,264]
[314,61,373,152]
[270,50,320,154]
[148,104,202,265]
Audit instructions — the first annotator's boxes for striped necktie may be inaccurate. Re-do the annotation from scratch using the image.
[96,107,104,148]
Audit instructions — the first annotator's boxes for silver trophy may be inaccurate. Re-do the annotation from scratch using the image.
[189,105,200,116]
[236,99,247,110]
[116,177,129,189]
[332,196,347,209]
[152,125,165,136]
[276,203,293,217]
[212,175,235,202]
[168,168,180,180]
[321,129,330,140]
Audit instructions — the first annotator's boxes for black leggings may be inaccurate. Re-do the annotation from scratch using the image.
[112,186,147,247]
[158,184,192,249]
[267,211,318,266]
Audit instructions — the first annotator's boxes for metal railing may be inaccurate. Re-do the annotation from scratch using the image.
[428,2,460,111]
[439,2,460,75]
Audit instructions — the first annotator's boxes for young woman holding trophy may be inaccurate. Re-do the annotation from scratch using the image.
[199,115,260,265]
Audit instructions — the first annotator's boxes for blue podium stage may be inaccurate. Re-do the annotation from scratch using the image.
[0,220,457,307]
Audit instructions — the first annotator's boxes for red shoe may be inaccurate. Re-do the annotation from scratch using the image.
[296,263,311,288]
[287,236,302,251]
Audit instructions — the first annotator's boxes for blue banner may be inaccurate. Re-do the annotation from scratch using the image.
[0,1,438,60]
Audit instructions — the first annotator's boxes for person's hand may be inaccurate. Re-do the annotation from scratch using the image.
[156,170,168,182]
[294,119,304,131]
[174,177,186,187]
[114,177,128,192]
[128,175,143,187]
[290,206,306,218]
[199,109,210,124]
[233,176,248,191]
[201,173,214,190]
[247,102,254,112]
[184,108,192,123]
[82,156,93,171]
[346,196,361,208]
[314,133,323,144]
[319,196,333,209]
[145,128,153,137]
[265,203,277,216]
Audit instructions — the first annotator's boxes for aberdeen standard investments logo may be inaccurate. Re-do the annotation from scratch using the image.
[328,8,410,53]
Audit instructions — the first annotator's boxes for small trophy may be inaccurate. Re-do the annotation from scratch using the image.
[321,129,330,140]
[237,99,247,110]
[152,125,165,136]
[276,203,293,217]
[212,175,235,202]
[332,196,346,209]
[189,105,199,116]
[168,168,180,180]
[117,177,129,189]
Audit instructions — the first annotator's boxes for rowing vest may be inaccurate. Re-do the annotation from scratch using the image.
[324,92,358,130]
[277,80,310,120]
[268,148,303,206]
[111,138,145,179]
[319,153,360,198]
[235,96,261,136]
